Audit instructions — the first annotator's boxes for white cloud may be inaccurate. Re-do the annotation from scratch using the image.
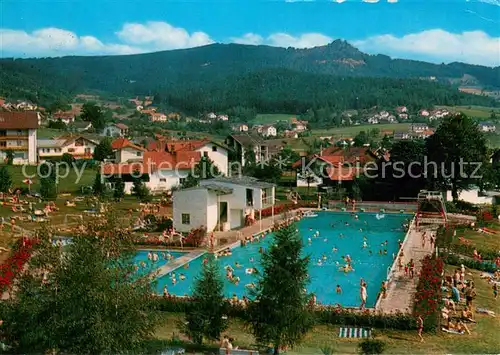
[116,21,213,50]
[231,32,332,48]
[353,29,500,67]
[0,21,213,57]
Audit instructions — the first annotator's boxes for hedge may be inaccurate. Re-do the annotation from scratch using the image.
[448,243,498,262]
[442,253,499,273]
[153,297,418,330]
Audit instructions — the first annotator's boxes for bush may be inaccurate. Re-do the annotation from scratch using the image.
[358,339,386,355]
[448,243,498,261]
[442,253,498,273]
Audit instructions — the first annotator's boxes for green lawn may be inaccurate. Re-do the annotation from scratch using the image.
[485,133,500,148]
[3,164,96,194]
[154,264,500,354]
[253,114,296,124]
[454,221,500,251]
[311,123,410,137]
[438,106,500,120]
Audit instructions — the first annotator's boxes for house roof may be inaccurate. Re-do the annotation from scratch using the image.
[111,137,146,151]
[180,184,233,195]
[114,123,129,130]
[326,166,364,181]
[228,134,263,146]
[54,134,99,146]
[0,111,39,129]
[147,138,225,153]
[69,121,92,129]
[101,162,150,175]
[143,151,201,170]
[291,147,378,168]
[202,176,275,189]
[38,139,66,148]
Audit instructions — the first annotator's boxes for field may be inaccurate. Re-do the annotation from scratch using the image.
[253,113,296,124]
[485,133,500,148]
[311,123,410,138]
[438,106,500,119]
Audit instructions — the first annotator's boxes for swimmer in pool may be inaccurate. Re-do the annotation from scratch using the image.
[339,233,344,238]
[363,241,368,248]
[332,246,338,252]
[324,238,328,242]
[322,253,327,261]
[336,285,342,294]
[368,250,373,255]
[235,262,242,268]
[317,259,323,266]
[249,257,254,263]
[179,274,186,280]
[147,251,152,260]
[308,238,312,244]
[384,249,387,255]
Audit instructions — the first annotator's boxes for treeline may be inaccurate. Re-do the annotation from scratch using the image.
[159,69,498,116]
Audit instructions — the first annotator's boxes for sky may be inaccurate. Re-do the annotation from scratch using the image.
[0,0,499,67]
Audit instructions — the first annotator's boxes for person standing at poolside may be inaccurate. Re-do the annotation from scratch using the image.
[416,315,424,342]
[409,259,415,279]
[360,282,367,310]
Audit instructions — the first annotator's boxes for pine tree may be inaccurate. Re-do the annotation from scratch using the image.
[93,138,113,161]
[93,172,105,196]
[0,166,12,193]
[113,178,125,201]
[39,163,57,199]
[131,171,151,202]
[247,223,312,354]
[182,256,228,344]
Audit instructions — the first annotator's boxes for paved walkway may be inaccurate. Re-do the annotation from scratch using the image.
[377,226,435,313]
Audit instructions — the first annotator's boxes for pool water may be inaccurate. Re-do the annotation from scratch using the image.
[133,250,186,276]
[155,212,412,307]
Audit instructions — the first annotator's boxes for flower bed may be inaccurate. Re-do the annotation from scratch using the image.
[413,255,443,331]
[0,237,38,293]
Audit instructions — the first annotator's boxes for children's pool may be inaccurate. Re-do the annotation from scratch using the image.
[155,212,412,307]
[133,250,186,276]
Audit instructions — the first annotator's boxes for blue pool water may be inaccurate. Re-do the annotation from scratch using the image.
[155,212,412,307]
[133,250,186,275]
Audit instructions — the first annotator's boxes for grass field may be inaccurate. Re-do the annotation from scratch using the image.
[454,222,500,251]
[154,262,500,353]
[37,128,65,139]
[253,113,296,124]
[485,133,500,148]
[2,164,95,193]
[311,123,410,137]
[439,106,500,119]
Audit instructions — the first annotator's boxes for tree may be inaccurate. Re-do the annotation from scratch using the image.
[353,131,369,147]
[182,156,221,188]
[5,150,14,165]
[61,153,75,164]
[426,114,489,201]
[0,166,12,193]
[0,213,157,353]
[182,256,228,344]
[113,178,126,201]
[131,171,151,202]
[93,172,105,196]
[39,163,57,199]
[247,223,312,354]
[380,135,392,150]
[81,103,106,131]
[93,137,113,161]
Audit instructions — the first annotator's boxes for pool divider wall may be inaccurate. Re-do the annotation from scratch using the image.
[150,250,207,279]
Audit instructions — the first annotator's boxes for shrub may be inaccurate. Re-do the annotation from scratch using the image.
[442,254,498,273]
[358,339,386,355]
[448,243,498,261]
[413,255,443,332]
[0,237,38,292]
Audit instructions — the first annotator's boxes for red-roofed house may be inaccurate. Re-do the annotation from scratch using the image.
[111,138,146,163]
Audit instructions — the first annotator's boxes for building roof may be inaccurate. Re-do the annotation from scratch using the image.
[202,176,275,189]
[114,123,129,130]
[143,151,201,170]
[37,139,66,148]
[53,134,99,146]
[180,184,233,195]
[479,121,495,126]
[0,111,39,129]
[326,166,364,181]
[111,137,146,151]
[228,134,264,146]
[147,138,226,153]
[101,162,150,175]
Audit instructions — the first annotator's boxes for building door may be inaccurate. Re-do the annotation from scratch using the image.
[219,201,228,229]
[230,209,243,229]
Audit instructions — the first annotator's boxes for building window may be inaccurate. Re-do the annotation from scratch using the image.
[159,178,166,183]
[246,188,254,207]
[179,178,186,185]
[136,151,142,157]
[17,140,23,147]
[203,151,209,157]
[0,130,6,136]
[68,148,75,153]
[181,213,190,225]
[17,129,23,136]
[0,142,6,147]
[212,146,217,152]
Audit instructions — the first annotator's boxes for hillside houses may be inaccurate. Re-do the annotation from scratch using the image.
[102,123,129,137]
[38,135,98,161]
[0,111,39,164]
[479,121,497,132]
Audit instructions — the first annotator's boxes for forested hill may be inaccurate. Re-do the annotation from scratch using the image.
[1,41,499,108]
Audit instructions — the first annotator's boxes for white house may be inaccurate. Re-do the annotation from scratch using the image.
[173,176,276,233]
[233,124,249,132]
[207,112,217,120]
[368,116,379,124]
[419,110,430,117]
[410,123,429,133]
[259,125,276,137]
[0,111,39,165]
[38,135,98,161]
[217,114,229,121]
[149,112,167,122]
[446,188,499,205]
[479,122,497,132]
[111,138,146,163]
[225,134,269,166]
[102,123,129,137]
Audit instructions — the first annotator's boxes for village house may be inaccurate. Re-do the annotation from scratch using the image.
[147,138,228,175]
[15,101,37,111]
[283,130,298,139]
[37,135,98,161]
[261,124,277,137]
[101,150,201,194]
[393,131,411,140]
[101,123,129,137]
[479,122,497,132]
[367,116,379,124]
[207,112,217,120]
[233,124,249,132]
[173,176,275,232]
[68,121,92,133]
[0,111,39,165]
[217,114,229,121]
[398,113,409,120]
[149,112,167,122]
[291,119,308,132]
[419,109,430,117]
[111,137,146,163]
[51,111,76,125]
[409,123,429,133]
[226,134,269,166]
[396,106,408,114]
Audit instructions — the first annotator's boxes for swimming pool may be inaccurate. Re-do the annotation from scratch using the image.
[133,250,187,276]
[155,212,412,307]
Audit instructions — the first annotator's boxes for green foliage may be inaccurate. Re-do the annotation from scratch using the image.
[92,172,105,196]
[5,151,14,165]
[39,163,57,199]
[426,114,489,201]
[354,131,370,147]
[93,137,113,162]
[182,257,228,344]
[182,156,221,188]
[0,214,158,353]
[247,223,313,354]
[358,339,386,355]
[131,172,152,202]
[113,178,126,200]
[61,153,75,164]
[81,103,106,130]
[47,119,67,130]
[0,166,12,193]
[442,254,498,273]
